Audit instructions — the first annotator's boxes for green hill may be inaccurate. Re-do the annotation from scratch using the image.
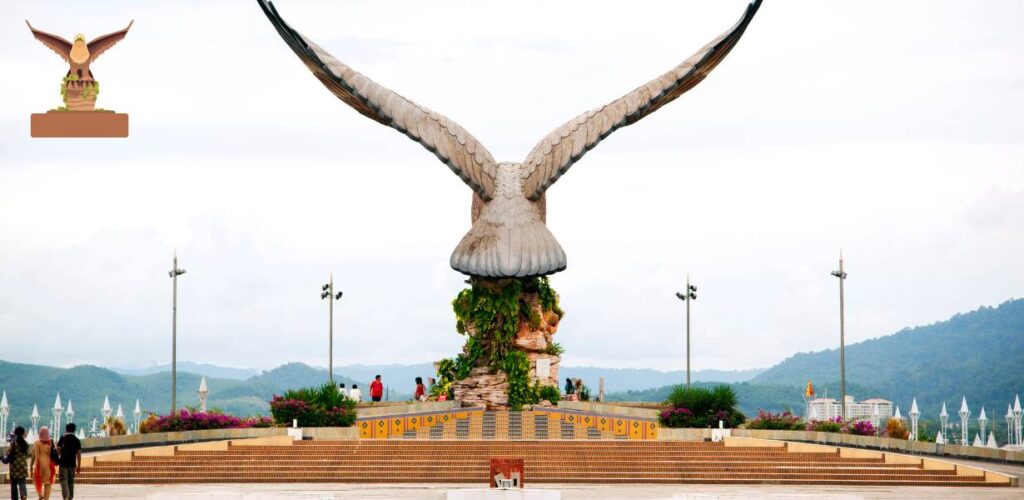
[751,299,1024,426]
[0,361,366,429]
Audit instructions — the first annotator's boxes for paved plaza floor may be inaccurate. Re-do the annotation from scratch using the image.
[60,483,1024,500]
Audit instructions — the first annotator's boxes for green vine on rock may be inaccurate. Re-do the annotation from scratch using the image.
[436,276,564,410]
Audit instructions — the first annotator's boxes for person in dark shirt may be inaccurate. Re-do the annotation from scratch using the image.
[55,423,81,500]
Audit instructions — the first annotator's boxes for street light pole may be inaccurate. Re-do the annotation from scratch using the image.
[830,251,848,420]
[675,276,697,389]
[321,274,343,384]
[168,251,187,414]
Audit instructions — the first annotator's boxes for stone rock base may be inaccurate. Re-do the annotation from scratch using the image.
[452,366,509,410]
[451,284,564,410]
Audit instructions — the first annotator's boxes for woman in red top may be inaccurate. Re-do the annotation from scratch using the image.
[414,377,426,401]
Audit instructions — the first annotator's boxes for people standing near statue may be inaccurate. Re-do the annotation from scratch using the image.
[31,426,56,500]
[414,377,426,402]
[4,426,29,500]
[370,375,384,402]
[56,423,81,500]
[349,384,361,403]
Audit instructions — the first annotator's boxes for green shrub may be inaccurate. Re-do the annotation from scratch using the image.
[545,342,565,356]
[537,385,561,404]
[661,385,745,428]
[270,382,357,427]
[808,417,843,433]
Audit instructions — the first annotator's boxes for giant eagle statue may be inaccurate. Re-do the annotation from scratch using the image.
[258,0,762,278]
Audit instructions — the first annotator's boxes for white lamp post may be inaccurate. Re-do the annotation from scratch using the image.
[939,402,949,443]
[1007,404,1015,446]
[31,404,40,433]
[1014,395,1022,447]
[101,395,112,436]
[53,393,64,434]
[198,376,209,413]
[978,407,987,446]
[66,400,75,425]
[133,399,142,434]
[871,403,880,431]
[958,397,970,446]
[909,398,920,441]
[0,391,9,435]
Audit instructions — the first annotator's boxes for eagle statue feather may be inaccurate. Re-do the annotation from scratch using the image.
[257,0,762,278]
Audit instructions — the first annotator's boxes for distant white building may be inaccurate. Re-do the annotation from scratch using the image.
[807,395,894,422]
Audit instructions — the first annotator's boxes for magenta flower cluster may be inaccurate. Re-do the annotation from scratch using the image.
[745,410,805,431]
[140,410,273,434]
[659,407,695,428]
[844,419,877,436]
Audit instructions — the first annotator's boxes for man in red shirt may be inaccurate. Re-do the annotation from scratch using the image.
[370,375,384,402]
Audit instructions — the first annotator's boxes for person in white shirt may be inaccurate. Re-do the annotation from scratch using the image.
[348,384,361,403]
[338,383,348,399]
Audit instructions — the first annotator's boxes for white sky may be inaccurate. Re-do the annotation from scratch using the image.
[0,0,1022,372]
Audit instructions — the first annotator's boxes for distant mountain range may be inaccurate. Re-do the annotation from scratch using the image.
[750,299,1024,422]
[2,299,1020,438]
[113,362,765,392]
[113,362,261,381]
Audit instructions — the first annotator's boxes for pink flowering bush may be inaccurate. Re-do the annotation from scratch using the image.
[807,416,844,433]
[744,410,804,430]
[844,419,877,436]
[139,409,273,434]
[659,407,695,428]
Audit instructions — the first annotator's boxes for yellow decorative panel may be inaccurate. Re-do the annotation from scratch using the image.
[629,419,643,440]
[406,416,419,432]
[613,418,626,436]
[645,422,658,440]
[597,416,610,432]
[390,417,405,435]
[374,419,387,439]
[359,421,373,439]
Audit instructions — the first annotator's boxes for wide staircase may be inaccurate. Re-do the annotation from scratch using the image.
[76,439,1002,486]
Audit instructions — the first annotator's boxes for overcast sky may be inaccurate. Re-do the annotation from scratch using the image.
[0,0,1021,373]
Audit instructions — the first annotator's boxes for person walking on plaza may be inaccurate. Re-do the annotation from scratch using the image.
[414,377,426,402]
[30,426,56,500]
[349,384,361,403]
[370,375,384,402]
[4,426,29,500]
[56,423,81,500]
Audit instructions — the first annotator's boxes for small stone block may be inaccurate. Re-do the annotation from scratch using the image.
[31,111,129,138]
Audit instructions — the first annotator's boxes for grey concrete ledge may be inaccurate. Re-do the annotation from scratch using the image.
[556,401,661,419]
[355,401,461,418]
[730,429,1024,465]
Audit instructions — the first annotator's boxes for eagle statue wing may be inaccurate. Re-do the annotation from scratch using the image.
[258,0,499,200]
[87,21,133,62]
[520,0,762,200]
[25,21,73,63]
